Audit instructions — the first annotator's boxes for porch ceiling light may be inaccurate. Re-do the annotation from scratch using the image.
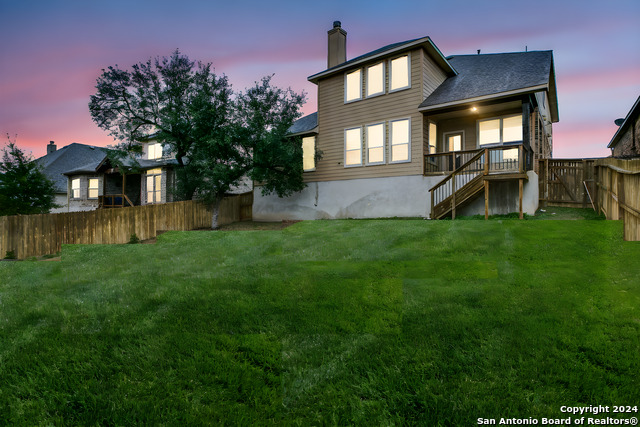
[471,107,478,112]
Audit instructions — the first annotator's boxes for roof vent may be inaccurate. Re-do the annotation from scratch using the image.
[614,118,625,126]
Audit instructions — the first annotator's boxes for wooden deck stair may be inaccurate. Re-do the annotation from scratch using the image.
[431,174,485,219]
[429,145,528,219]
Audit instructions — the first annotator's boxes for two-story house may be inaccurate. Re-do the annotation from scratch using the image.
[254,22,558,220]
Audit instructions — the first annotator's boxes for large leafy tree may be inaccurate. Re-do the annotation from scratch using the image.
[0,137,57,216]
[89,50,306,226]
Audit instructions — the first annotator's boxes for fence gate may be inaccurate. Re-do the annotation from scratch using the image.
[539,159,595,208]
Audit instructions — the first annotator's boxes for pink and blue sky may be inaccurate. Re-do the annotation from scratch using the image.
[1,0,639,159]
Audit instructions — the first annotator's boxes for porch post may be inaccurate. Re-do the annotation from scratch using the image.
[122,173,127,206]
[522,101,531,155]
[519,178,524,219]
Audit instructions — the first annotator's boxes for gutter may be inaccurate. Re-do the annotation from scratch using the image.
[418,84,549,113]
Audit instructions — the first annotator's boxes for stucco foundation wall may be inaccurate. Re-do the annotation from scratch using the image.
[254,175,444,221]
[459,171,539,216]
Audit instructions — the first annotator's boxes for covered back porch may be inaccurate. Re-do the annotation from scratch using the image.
[421,96,544,219]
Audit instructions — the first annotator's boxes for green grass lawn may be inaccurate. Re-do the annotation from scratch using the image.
[1,218,638,425]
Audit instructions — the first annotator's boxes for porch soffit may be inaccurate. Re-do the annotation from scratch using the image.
[422,100,523,121]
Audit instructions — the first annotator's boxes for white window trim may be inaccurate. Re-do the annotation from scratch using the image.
[344,69,363,104]
[71,178,81,199]
[476,114,523,147]
[365,62,385,98]
[443,130,465,152]
[389,53,411,93]
[88,178,99,199]
[389,117,412,164]
[302,135,316,172]
[365,122,386,166]
[344,126,363,167]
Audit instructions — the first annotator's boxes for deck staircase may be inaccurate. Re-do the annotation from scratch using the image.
[429,145,527,219]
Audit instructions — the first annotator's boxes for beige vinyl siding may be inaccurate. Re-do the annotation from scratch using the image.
[309,48,432,183]
[422,49,448,99]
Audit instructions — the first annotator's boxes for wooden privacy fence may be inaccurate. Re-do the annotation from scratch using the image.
[593,158,640,241]
[539,158,640,241]
[0,192,253,259]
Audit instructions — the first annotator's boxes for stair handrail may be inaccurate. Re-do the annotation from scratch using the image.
[430,148,487,218]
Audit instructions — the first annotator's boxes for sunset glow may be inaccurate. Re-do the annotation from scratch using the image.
[1,0,639,159]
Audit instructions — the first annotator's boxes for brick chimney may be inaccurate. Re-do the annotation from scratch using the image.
[47,141,57,154]
[327,21,346,68]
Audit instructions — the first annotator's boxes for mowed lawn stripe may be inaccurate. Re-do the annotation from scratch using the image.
[0,219,638,425]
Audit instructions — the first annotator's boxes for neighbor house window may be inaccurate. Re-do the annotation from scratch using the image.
[146,168,162,204]
[302,136,316,171]
[366,123,385,165]
[71,178,80,199]
[88,178,99,199]
[366,62,385,97]
[478,115,523,146]
[345,127,362,166]
[345,69,362,102]
[390,55,410,92]
[148,143,163,160]
[390,118,410,162]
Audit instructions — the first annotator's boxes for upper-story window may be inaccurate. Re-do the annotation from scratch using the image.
[148,143,163,160]
[478,115,522,146]
[302,136,316,171]
[366,62,385,98]
[345,69,362,103]
[390,55,410,92]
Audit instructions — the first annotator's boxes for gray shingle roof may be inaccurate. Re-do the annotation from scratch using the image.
[324,39,419,73]
[308,36,456,83]
[288,112,318,135]
[420,51,553,110]
[35,143,108,193]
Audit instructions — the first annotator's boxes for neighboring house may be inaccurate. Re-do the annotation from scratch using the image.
[35,142,108,213]
[254,22,558,220]
[608,96,640,158]
[63,138,179,210]
[35,140,178,212]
